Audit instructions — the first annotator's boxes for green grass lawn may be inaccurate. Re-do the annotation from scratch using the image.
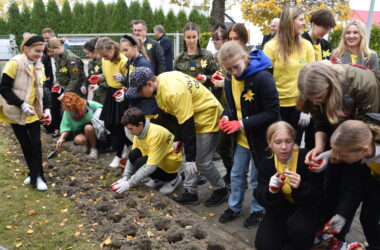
[0,129,96,250]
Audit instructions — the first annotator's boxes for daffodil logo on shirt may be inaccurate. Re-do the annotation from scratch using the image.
[146,43,153,51]
[60,67,68,73]
[322,50,331,59]
[94,65,100,73]
[200,60,207,69]
[243,89,255,102]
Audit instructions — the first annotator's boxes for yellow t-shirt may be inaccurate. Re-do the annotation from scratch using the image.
[156,71,223,134]
[313,43,322,61]
[263,38,315,107]
[132,123,182,173]
[0,60,39,124]
[351,54,358,64]
[102,53,128,89]
[274,149,299,203]
[366,163,380,177]
[231,77,249,149]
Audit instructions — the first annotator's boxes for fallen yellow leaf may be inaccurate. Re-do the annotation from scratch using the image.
[15,242,22,248]
[155,237,162,241]
[61,208,68,213]
[27,229,34,234]
[74,231,81,237]
[185,225,192,229]
[59,223,65,227]
[6,195,11,199]
[100,236,112,248]
[78,224,84,228]
[209,213,216,217]
[12,186,18,190]
[147,231,155,237]
[126,235,134,240]
[5,225,13,229]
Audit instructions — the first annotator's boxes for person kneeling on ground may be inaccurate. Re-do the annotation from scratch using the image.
[56,92,102,159]
[111,107,182,194]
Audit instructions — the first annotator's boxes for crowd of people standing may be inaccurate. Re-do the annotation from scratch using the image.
[0,6,380,250]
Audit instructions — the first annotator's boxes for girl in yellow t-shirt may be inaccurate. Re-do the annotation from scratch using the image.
[255,121,326,250]
[263,6,315,145]
[0,34,51,191]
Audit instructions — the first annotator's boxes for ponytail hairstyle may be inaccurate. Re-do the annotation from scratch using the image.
[266,121,299,158]
[331,120,380,152]
[47,37,65,48]
[180,22,201,58]
[276,6,304,63]
[95,37,121,63]
[83,37,100,53]
[297,61,345,125]
[120,34,149,61]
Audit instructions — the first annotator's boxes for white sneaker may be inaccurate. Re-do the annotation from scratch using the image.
[109,156,121,168]
[23,176,31,185]
[88,148,98,159]
[36,176,48,191]
[143,178,164,188]
[159,175,181,194]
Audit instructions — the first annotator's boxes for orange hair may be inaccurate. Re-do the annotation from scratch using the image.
[61,92,87,116]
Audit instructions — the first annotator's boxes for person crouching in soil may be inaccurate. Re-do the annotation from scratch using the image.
[56,92,102,159]
[111,107,182,194]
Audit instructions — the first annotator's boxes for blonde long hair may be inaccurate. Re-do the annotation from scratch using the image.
[333,20,372,60]
[297,62,345,125]
[266,121,299,157]
[331,120,380,151]
[276,6,304,63]
[217,41,248,71]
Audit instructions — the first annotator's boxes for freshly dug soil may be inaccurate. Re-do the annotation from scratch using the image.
[0,124,252,250]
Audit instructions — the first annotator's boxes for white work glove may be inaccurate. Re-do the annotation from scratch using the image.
[269,172,285,193]
[308,150,332,173]
[185,161,198,175]
[113,88,127,102]
[324,214,347,235]
[41,108,52,125]
[51,84,63,94]
[298,112,311,128]
[110,178,131,194]
[80,85,87,95]
[89,84,99,92]
[345,242,365,250]
[21,102,35,116]
[113,73,125,83]
[173,141,183,153]
[195,74,207,84]
[211,71,225,88]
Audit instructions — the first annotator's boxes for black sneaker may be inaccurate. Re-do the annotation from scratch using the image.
[173,190,200,205]
[197,175,207,185]
[204,187,229,207]
[243,211,264,229]
[219,208,241,223]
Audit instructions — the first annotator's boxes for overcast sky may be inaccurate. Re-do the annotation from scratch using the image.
[350,0,380,11]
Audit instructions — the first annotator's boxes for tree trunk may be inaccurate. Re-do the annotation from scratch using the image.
[209,0,226,31]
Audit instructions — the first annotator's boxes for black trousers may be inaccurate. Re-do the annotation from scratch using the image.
[255,206,323,250]
[280,107,302,145]
[360,178,380,250]
[128,148,177,182]
[217,131,233,180]
[11,121,44,186]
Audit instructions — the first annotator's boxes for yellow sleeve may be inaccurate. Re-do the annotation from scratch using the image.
[305,41,316,63]
[263,40,275,68]
[3,60,18,79]
[170,89,194,125]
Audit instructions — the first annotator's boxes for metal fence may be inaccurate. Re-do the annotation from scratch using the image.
[58,33,184,59]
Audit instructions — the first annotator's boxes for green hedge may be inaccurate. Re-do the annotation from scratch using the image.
[329,25,380,60]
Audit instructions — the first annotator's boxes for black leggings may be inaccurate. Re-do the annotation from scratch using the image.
[128,148,177,182]
[255,206,324,250]
[360,178,380,250]
[11,121,44,186]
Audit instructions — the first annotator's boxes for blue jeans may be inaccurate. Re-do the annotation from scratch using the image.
[228,144,264,213]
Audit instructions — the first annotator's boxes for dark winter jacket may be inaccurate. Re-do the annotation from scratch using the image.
[157,34,173,71]
[223,50,280,165]
[254,149,326,216]
[144,38,166,75]
[302,31,332,60]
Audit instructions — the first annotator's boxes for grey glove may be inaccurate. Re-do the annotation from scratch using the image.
[325,214,347,234]
[113,73,126,83]
[111,179,131,194]
[185,161,198,175]
[21,102,35,116]
[298,112,311,128]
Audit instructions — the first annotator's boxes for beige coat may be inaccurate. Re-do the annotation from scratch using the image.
[0,54,45,125]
